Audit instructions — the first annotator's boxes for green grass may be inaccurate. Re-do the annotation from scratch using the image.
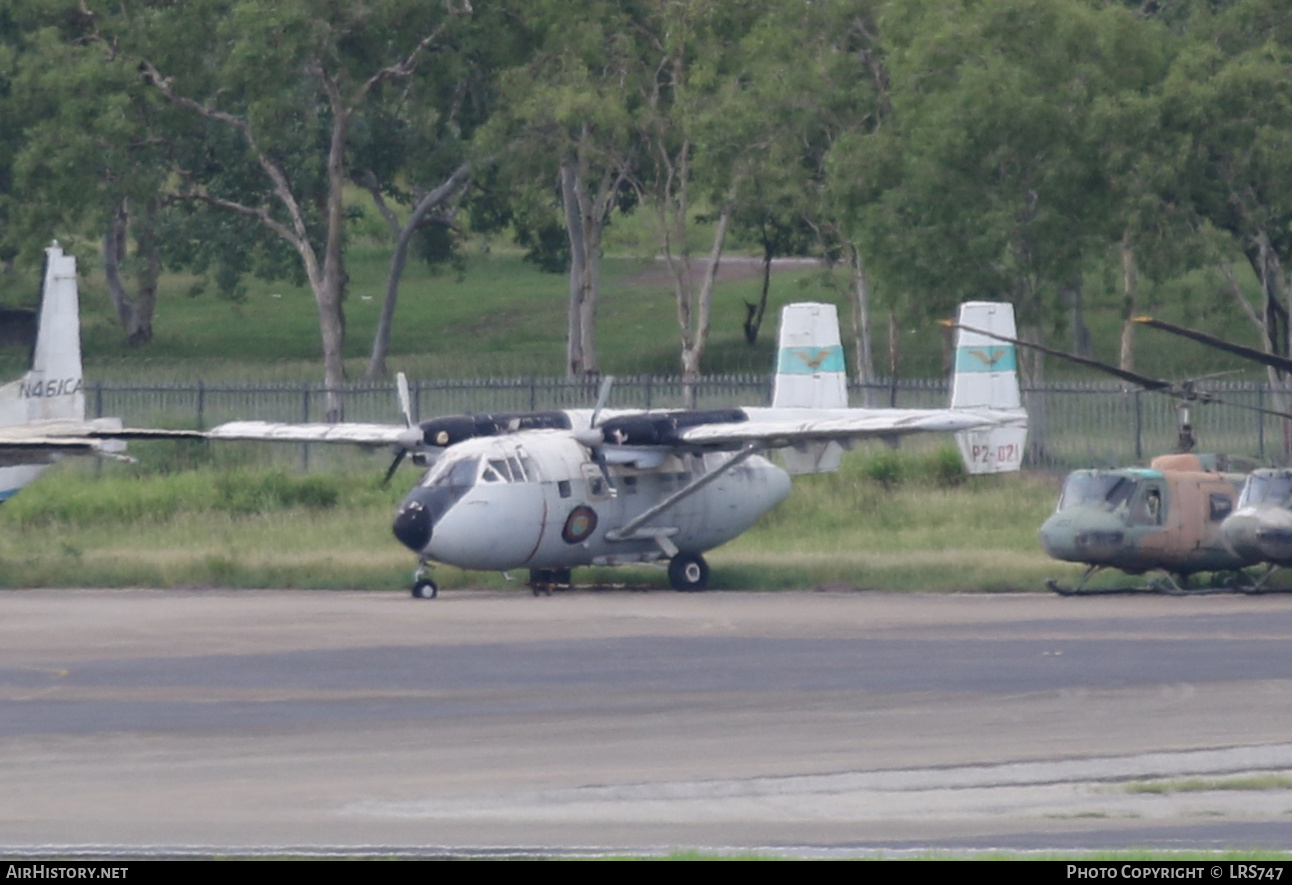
[0,444,1068,591]
[1125,775,1292,795]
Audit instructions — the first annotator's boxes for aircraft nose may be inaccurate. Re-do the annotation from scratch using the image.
[1226,507,1292,564]
[1040,511,1124,564]
[392,498,432,552]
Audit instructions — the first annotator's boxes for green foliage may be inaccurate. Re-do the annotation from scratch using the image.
[212,471,339,515]
[1,466,344,528]
[861,448,904,490]
[856,445,967,491]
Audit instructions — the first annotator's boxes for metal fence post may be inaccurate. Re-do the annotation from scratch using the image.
[301,382,310,471]
[93,381,103,478]
[1134,389,1142,462]
[196,380,205,430]
[1259,382,1266,461]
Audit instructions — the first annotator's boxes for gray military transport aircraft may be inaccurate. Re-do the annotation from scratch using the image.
[0,243,199,501]
[208,302,1029,597]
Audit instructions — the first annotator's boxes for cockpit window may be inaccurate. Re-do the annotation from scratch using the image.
[484,459,511,483]
[1239,473,1292,508]
[1057,473,1139,512]
[421,455,480,490]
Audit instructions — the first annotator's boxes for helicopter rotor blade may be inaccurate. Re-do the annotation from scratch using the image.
[1133,316,1292,376]
[949,323,1178,392]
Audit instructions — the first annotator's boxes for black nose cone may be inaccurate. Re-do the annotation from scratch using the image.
[392,500,432,552]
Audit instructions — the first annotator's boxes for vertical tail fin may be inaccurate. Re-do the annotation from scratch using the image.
[773,302,846,474]
[0,243,85,499]
[772,302,847,409]
[951,301,1027,474]
[0,242,84,428]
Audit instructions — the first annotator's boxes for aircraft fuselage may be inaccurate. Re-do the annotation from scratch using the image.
[392,432,792,572]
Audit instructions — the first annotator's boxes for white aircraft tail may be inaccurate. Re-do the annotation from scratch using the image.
[950,301,1027,474]
[0,243,85,499]
[772,302,846,474]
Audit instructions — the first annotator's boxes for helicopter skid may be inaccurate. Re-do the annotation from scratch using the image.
[1047,568,1275,597]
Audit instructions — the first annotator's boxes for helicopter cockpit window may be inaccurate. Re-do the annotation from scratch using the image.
[1209,493,1233,522]
[1239,474,1292,509]
[1130,486,1163,525]
[1057,474,1139,512]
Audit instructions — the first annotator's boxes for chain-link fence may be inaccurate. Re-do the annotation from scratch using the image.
[87,374,1291,470]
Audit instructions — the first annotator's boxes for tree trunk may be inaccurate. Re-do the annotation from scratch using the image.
[1232,243,1292,458]
[103,204,133,330]
[743,241,772,346]
[364,164,470,379]
[561,160,587,378]
[679,201,733,409]
[102,199,159,346]
[560,148,620,379]
[316,90,353,421]
[128,199,160,346]
[848,243,875,405]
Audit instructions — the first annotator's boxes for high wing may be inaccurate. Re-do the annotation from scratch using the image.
[206,420,422,448]
[0,419,203,465]
[675,407,1015,447]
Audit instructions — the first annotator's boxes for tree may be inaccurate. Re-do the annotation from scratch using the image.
[1161,1,1292,435]
[483,0,643,378]
[632,0,768,402]
[71,0,469,417]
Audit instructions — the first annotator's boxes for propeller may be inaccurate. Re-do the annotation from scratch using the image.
[382,372,425,487]
[573,375,618,495]
[950,322,1292,453]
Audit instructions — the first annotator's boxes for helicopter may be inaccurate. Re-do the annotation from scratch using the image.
[1127,316,1292,591]
[951,320,1292,594]
[210,301,1028,597]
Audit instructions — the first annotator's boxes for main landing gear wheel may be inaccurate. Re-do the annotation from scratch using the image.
[411,578,438,600]
[528,568,572,596]
[668,553,710,592]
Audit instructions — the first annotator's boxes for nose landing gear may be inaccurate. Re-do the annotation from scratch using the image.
[668,553,710,592]
[410,560,438,599]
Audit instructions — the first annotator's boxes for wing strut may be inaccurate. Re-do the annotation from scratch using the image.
[606,443,762,543]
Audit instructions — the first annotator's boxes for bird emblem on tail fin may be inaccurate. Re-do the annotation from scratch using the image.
[967,347,1009,368]
[793,348,833,371]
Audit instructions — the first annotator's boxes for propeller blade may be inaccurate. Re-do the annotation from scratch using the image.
[1134,316,1292,375]
[396,372,413,428]
[590,375,615,427]
[381,449,407,488]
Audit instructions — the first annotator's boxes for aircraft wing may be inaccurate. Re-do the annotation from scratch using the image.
[676,409,1020,447]
[0,423,204,464]
[206,420,418,447]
